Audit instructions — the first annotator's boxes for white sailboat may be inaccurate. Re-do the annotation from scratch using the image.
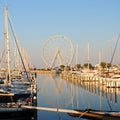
[0,6,37,119]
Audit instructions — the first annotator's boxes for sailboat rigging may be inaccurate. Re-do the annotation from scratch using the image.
[0,6,37,119]
[8,15,30,81]
[4,7,11,86]
[110,34,120,66]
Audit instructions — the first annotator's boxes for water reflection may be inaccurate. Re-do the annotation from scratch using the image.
[38,74,75,108]
[37,74,120,120]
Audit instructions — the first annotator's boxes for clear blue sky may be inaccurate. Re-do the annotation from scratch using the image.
[0,0,120,68]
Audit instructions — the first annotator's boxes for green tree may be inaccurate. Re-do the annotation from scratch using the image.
[60,65,65,71]
[100,62,107,69]
[83,63,93,69]
[75,64,81,70]
[107,63,111,68]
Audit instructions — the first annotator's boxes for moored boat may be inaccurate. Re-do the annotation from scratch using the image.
[68,109,120,120]
[106,75,120,88]
[0,6,37,119]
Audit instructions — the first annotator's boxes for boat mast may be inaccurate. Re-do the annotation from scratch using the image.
[110,34,120,65]
[87,43,90,70]
[4,6,11,86]
[76,45,78,65]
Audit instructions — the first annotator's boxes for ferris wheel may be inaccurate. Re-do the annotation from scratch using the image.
[42,35,74,68]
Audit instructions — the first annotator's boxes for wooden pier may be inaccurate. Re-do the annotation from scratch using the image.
[22,105,120,120]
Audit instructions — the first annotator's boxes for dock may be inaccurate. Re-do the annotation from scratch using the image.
[22,105,120,120]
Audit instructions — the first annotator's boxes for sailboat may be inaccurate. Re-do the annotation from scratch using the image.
[0,6,37,119]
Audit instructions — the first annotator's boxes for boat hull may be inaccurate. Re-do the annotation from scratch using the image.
[0,108,37,120]
[68,109,120,120]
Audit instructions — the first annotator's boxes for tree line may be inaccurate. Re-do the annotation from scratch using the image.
[60,62,113,71]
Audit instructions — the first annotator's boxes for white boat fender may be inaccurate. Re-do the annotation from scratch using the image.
[33,96,37,100]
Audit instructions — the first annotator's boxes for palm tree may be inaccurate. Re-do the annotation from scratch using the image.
[83,63,93,69]
[60,65,65,71]
[75,64,81,71]
[100,62,106,69]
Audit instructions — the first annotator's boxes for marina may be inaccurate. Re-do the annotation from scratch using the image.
[0,6,37,119]
[0,1,120,120]
[36,74,120,120]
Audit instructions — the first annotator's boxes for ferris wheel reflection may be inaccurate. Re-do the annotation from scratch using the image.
[40,74,76,109]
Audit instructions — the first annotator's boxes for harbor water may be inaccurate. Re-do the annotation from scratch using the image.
[37,74,120,120]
